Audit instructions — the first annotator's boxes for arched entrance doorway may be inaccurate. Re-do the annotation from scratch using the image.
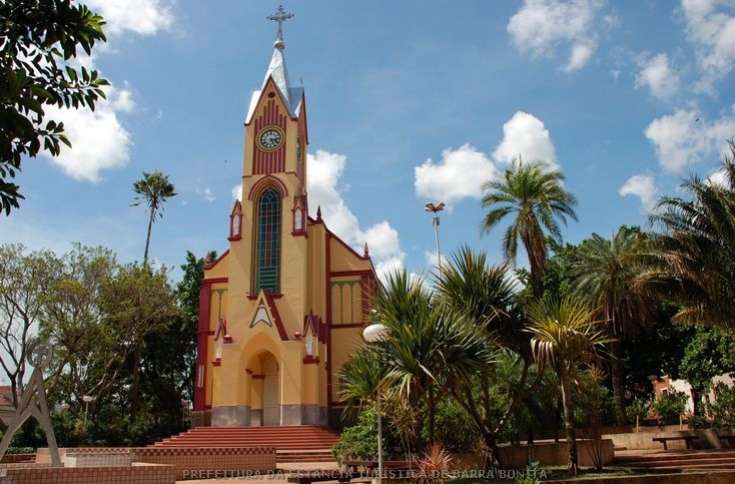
[246,350,280,427]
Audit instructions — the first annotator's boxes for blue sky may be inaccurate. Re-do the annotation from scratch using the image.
[3,0,735,282]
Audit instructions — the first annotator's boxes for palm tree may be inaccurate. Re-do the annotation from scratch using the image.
[434,247,539,463]
[526,297,611,476]
[480,159,577,295]
[341,270,497,453]
[131,171,175,421]
[133,171,177,265]
[648,141,735,329]
[569,227,655,425]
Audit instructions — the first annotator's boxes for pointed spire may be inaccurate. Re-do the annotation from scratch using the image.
[246,5,303,124]
[316,206,322,222]
[264,5,295,106]
[363,243,370,258]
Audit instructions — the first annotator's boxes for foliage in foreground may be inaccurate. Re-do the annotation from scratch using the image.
[1,0,109,214]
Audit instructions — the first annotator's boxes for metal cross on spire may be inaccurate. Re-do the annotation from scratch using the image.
[267,5,294,44]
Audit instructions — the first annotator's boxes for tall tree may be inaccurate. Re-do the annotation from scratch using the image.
[569,227,656,425]
[0,244,60,405]
[526,297,611,476]
[1,0,108,214]
[41,250,178,426]
[648,141,735,328]
[132,171,177,265]
[40,244,120,415]
[480,159,577,296]
[105,263,179,421]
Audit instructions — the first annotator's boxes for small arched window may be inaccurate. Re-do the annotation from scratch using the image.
[229,201,243,241]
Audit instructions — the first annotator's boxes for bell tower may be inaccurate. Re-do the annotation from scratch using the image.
[194,5,376,428]
[239,4,308,299]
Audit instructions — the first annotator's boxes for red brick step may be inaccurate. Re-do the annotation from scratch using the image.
[150,425,340,460]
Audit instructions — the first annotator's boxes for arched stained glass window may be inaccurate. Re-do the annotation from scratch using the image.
[255,188,281,293]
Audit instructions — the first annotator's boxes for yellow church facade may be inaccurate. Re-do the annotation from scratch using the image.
[193,8,377,427]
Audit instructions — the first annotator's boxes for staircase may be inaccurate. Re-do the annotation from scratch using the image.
[613,448,735,471]
[151,425,340,463]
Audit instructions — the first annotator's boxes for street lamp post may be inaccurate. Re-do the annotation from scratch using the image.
[424,202,445,271]
[363,322,387,483]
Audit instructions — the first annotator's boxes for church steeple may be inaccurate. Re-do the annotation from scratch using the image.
[245,4,303,123]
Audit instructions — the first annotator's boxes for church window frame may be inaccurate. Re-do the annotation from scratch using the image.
[254,187,282,294]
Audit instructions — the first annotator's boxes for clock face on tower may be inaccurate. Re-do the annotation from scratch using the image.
[258,127,284,150]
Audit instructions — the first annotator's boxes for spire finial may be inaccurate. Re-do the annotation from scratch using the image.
[267,5,294,48]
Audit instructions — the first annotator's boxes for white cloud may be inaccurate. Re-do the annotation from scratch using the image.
[84,0,174,37]
[42,91,131,182]
[363,221,406,281]
[492,111,559,169]
[363,222,401,259]
[110,83,137,113]
[413,112,559,210]
[644,107,735,172]
[423,250,448,271]
[565,41,596,72]
[414,144,498,208]
[635,53,681,100]
[681,0,735,93]
[196,187,215,202]
[232,184,243,202]
[619,173,660,213]
[507,0,605,72]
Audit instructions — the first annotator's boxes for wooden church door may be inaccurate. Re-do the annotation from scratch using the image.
[263,360,280,426]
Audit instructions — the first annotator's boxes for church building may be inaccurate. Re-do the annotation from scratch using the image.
[193,7,377,428]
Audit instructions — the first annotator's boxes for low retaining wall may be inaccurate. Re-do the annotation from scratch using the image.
[135,447,277,480]
[605,427,734,450]
[497,439,615,468]
[0,461,175,484]
[36,446,277,481]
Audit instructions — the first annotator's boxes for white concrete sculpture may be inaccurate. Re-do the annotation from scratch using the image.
[0,340,61,467]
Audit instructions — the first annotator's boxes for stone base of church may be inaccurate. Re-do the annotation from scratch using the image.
[208,405,328,426]
[281,404,327,426]
[211,405,251,426]
[190,410,211,427]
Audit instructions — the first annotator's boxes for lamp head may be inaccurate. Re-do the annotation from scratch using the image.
[363,323,388,343]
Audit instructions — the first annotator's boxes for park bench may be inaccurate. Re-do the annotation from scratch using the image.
[652,435,699,450]
[718,434,735,448]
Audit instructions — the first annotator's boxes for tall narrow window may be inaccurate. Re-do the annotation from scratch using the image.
[256,188,281,293]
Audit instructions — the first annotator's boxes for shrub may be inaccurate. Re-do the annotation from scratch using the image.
[332,406,401,463]
[416,443,452,484]
[707,382,735,428]
[424,399,482,453]
[625,398,650,425]
[652,391,688,425]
